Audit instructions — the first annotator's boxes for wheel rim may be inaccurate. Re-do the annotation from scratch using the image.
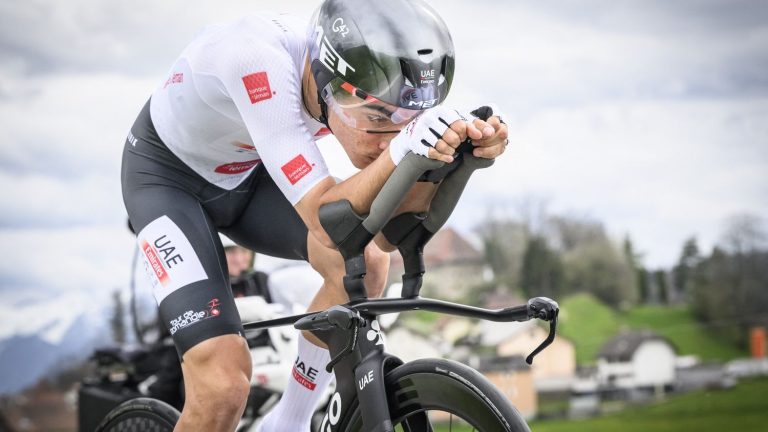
[102,412,175,432]
[345,371,517,432]
[394,409,484,432]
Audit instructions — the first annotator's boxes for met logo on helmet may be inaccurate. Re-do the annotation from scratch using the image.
[314,25,356,77]
[408,99,438,109]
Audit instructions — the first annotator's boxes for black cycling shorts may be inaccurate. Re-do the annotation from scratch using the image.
[121,99,310,357]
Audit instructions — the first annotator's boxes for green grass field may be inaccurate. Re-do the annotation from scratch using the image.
[556,293,622,364]
[528,378,768,432]
[427,378,768,432]
[557,293,746,365]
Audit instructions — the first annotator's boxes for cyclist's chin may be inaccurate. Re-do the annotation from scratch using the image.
[350,152,378,169]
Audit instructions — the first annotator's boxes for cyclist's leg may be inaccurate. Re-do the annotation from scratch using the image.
[122,102,251,431]
[222,170,388,432]
[125,186,252,431]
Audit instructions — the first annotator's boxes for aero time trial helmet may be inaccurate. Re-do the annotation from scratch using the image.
[308,0,455,132]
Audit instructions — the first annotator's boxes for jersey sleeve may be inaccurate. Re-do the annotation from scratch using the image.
[216,33,330,206]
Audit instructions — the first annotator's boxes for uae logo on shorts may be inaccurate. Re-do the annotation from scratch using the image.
[242,72,273,104]
[281,154,313,185]
[137,216,208,304]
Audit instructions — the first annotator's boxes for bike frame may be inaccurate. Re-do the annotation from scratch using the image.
[244,296,553,431]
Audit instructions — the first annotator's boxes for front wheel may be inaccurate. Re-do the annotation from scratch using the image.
[342,358,531,432]
[94,397,180,432]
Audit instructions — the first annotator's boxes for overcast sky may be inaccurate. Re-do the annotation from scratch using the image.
[1,0,766,307]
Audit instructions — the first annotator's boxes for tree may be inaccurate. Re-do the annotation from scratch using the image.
[520,235,564,298]
[549,215,606,253]
[721,213,767,255]
[563,239,637,308]
[477,217,528,292]
[672,237,701,303]
[690,213,768,346]
[110,290,126,344]
[637,268,650,303]
[623,236,644,303]
[654,270,670,304]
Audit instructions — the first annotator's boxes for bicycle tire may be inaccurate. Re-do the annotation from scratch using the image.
[94,397,180,432]
[341,358,530,432]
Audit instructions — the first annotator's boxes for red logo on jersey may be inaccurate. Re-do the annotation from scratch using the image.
[215,159,261,174]
[233,142,257,153]
[242,72,273,104]
[314,127,332,137]
[281,155,313,185]
[163,72,184,88]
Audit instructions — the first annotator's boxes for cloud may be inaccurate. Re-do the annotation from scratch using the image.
[0,73,154,230]
[0,172,126,228]
[0,74,156,178]
[0,226,135,296]
[514,0,768,36]
[456,97,768,266]
[442,0,768,116]
[0,0,764,303]
[0,0,320,77]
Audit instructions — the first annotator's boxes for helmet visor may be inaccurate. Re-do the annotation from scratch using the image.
[321,78,423,131]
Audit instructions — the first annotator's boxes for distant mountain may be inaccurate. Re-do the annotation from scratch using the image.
[0,333,59,394]
[0,301,112,395]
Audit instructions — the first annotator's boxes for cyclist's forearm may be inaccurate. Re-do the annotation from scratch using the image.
[373,181,440,252]
[319,149,397,215]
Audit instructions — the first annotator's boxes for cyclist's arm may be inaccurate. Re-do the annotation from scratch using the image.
[216,35,342,247]
[371,182,439,252]
[294,147,399,249]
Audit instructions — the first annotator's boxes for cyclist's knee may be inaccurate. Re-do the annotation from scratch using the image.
[181,335,251,415]
[307,233,346,281]
[363,243,390,298]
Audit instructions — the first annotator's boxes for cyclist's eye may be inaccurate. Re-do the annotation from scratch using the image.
[366,114,388,124]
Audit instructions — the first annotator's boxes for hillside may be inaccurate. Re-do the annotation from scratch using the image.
[529,378,768,432]
[557,293,746,365]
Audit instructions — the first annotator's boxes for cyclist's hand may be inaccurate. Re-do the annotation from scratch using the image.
[388,106,467,165]
[461,104,509,159]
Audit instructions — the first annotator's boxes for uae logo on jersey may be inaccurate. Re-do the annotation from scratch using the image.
[242,72,273,104]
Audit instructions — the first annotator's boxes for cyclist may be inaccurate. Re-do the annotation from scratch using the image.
[121,0,508,431]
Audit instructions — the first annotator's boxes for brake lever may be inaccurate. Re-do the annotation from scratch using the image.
[525,313,558,365]
[326,322,360,372]
[294,306,365,372]
[524,297,560,365]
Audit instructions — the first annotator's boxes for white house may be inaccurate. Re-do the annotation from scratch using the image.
[596,331,677,391]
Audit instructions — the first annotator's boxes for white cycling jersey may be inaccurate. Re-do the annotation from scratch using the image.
[149,13,332,205]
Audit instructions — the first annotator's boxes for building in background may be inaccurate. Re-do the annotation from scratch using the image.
[596,331,677,397]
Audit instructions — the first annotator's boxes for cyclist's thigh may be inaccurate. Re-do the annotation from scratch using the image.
[222,167,310,261]
[121,99,245,357]
[125,185,244,357]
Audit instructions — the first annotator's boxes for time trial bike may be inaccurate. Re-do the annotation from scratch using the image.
[94,122,560,432]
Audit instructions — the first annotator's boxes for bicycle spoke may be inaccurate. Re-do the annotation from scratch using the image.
[401,410,434,432]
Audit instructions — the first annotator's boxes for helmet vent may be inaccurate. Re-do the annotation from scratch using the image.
[417,49,434,63]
